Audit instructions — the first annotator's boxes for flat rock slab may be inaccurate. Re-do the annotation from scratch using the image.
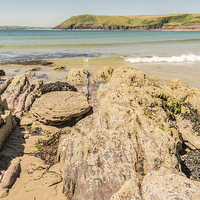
[31,91,90,125]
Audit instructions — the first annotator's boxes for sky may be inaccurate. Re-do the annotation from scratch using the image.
[0,0,200,27]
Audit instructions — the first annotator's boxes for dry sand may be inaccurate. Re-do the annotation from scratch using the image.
[0,127,66,200]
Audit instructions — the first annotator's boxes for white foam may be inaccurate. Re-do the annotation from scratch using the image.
[83,58,89,62]
[125,54,200,63]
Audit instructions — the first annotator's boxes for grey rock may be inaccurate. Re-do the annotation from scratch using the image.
[142,167,200,200]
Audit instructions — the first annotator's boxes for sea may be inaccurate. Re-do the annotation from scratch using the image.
[0,30,200,88]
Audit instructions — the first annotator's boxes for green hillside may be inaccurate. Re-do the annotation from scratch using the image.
[54,13,200,30]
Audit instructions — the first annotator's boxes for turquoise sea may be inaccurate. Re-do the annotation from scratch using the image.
[1,30,200,61]
[0,30,200,88]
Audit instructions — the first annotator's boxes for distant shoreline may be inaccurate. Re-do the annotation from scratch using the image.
[1,28,200,31]
[1,26,200,31]
[53,25,200,31]
[0,26,53,30]
[52,28,200,31]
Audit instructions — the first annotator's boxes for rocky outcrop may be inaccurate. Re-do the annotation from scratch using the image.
[31,91,90,125]
[0,65,200,199]
[54,24,105,30]
[92,66,114,83]
[0,79,12,95]
[0,97,16,149]
[53,23,200,31]
[0,72,78,116]
[142,167,200,200]
[53,66,65,71]
[58,66,200,199]
[1,75,30,110]
[67,68,90,96]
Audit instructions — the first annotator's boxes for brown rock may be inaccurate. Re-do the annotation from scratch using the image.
[0,110,13,148]
[0,96,16,149]
[0,188,9,198]
[67,68,89,96]
[0,79,12,95]
[58,66,183,199]
[53,66,65,71]
[151,76,166,82]
[1,75,29,110]
[56,66,200,198]
[0,159,21,189]
[58,113,140,200]
[92,66,113,83]
[31,91,90,125]
[24,80,43,111]
[67,68,89,85]
[20,115,34,126]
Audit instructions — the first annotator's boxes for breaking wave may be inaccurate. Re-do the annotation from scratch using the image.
[125,54,200,63]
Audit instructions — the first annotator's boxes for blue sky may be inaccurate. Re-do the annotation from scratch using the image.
[0,0,199,27]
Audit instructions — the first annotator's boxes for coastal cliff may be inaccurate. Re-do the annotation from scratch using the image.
[53,13,200,30]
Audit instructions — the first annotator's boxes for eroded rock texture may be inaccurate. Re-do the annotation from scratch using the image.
[1,65,200,199]
[92,66,114,83]
[0,72,79,116]
[58,66,200,200]
[0,97,16,149]
[31,91,90,125]
[67,68,90,97]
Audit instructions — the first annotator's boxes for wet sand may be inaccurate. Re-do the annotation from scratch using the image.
[0,57,200,89]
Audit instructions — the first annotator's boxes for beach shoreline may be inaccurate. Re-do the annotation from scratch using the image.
[1,57,200,89]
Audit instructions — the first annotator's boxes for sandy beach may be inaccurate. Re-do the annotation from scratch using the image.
[0,61,200,199]
[1,57,200,89]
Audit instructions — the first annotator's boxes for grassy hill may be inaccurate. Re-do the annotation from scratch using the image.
[54,13,200,30]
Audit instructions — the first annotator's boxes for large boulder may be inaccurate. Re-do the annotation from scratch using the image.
[31,91,90,125]
[58,112,140,200]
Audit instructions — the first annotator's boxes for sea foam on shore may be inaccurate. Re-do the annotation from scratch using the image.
[125,53,200,63]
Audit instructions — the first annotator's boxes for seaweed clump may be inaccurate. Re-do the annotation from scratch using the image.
[181,149,200,182]
[34,130,64,165]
